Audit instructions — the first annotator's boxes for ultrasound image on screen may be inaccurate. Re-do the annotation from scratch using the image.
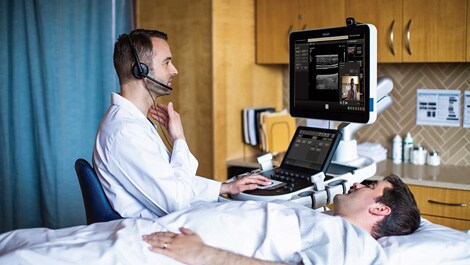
[316,73,339,90]
[315,54,338,69]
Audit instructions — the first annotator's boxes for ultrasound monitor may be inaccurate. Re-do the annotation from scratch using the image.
[289,24,377,124]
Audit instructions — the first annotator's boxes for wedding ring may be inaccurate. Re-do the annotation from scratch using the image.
[163,242,168,249]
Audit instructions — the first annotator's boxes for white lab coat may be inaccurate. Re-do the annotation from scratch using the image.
[93,93,221,219]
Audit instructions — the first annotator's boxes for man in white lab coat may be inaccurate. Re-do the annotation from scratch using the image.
[93,29,270,219]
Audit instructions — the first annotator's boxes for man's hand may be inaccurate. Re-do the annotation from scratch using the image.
[149,102,186,142]
[143,227,285,265]
[143,227,209,265]
[220,174,272,194]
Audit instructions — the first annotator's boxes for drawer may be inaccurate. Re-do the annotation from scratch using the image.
[422,214,470,230]
[408,185,469,221]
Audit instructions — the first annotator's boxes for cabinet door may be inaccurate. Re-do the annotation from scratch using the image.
[403,0,466,62]
[467,0,470,62]
[300,0,346,31]
[256,0,300,64]
[345,0,403,63]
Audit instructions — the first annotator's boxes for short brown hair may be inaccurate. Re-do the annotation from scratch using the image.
[371,174,421,239]
[113,29,168,84]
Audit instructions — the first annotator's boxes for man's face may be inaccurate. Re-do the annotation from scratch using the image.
[148,37,178,96]
[333,180,392,218]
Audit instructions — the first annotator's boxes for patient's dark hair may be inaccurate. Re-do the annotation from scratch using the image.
[371,174,420,239]
[113,29,168,84]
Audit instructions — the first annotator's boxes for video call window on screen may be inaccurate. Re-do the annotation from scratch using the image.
[290,24,376,123]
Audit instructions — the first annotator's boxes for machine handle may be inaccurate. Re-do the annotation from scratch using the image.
[428,200,467,207]
[406,19,412,55]
[389,20,395,55]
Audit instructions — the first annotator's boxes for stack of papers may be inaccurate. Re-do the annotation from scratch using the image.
[357,142,387,162]
[242,107,296,154]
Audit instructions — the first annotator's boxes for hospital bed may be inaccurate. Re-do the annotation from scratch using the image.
[1,201,469,265]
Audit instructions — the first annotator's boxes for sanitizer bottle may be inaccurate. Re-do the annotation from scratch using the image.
[392,134,402,164]
[403,132,413,163]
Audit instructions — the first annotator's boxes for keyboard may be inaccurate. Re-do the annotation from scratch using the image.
[243,168,315,196]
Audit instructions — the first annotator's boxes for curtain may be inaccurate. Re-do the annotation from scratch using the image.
[0,0,132,232]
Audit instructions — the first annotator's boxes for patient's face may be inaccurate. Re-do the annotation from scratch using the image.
[333,180,392,218]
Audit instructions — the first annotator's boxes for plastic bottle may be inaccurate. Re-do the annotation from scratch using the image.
[392,134,402,164]
[403,132,413,163]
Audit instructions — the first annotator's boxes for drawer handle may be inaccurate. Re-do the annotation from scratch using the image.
[428,200,467,207]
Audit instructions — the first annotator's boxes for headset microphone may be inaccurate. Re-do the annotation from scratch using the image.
[125,34,173,91]
[144,75,173,91]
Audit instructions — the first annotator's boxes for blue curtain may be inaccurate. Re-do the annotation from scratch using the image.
[0,0,132,232]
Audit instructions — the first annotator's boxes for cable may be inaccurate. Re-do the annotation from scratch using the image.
[144,80,174,150]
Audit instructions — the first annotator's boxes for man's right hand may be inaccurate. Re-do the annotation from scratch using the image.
[149,102,186,142]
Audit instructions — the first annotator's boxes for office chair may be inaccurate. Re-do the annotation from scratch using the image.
[74,158,122,224]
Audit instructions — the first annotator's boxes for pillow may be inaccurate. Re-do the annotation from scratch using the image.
[378,218,470,265]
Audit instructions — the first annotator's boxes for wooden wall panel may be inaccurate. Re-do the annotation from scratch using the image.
[212,0,283,181]
[136,0,214,177]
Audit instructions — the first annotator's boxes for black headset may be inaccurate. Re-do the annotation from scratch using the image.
[124,34,172,91]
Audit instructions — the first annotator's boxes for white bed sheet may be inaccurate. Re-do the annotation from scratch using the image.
[0,200,384,265]
[1,201,469,265]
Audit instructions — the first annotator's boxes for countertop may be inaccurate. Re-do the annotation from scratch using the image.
[374,159,470,191]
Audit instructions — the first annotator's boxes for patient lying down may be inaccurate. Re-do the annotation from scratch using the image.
[142,174,420,265]
[0,175,420,265]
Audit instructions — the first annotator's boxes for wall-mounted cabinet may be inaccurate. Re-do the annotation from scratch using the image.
[256,0,345,64]
[257,0,468,64]
[467,0,470,62]
[344,0,403,63]
[401,0,466,62]
[346,0,467,63]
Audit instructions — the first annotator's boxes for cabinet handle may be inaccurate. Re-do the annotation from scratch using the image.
[389,20,395,56]
[428,200,467,207]
[406,19,412,55]
[302,24,307,30]
[286,25,293,52]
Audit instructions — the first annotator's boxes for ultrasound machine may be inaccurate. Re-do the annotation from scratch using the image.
[230,18,394,209]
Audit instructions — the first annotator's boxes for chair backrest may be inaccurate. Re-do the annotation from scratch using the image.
[74,158,122,224]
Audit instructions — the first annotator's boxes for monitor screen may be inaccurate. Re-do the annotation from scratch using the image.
[280,126,341,173]
[289,24,377,124]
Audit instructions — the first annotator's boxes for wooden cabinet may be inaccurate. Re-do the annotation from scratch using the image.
[467,0,470,62]
[402,0,466,62]
[345,0,403,63]
[256,0,300,64]
[256,0,346,64]
[345,0,467,63]
[408,185,470,230]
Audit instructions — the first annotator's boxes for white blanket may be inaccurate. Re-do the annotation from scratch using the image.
[0,200,385,265]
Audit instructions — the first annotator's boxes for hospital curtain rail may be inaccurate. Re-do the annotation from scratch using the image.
[0,0,132,232]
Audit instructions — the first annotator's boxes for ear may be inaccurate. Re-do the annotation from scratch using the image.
[369,203,391,217]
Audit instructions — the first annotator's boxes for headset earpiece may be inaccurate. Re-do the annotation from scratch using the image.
[132,62,149,79]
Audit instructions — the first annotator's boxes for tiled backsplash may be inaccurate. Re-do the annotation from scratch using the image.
[283,63,470,166]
